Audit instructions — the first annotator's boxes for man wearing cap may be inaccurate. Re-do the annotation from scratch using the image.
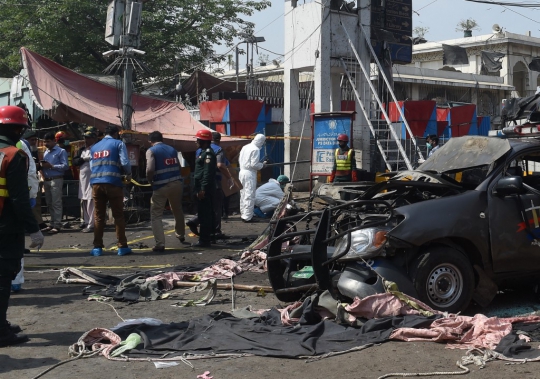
[146,131,185,252]
[186,131,233,238]
[40,131,69,234]
[192,130,217,247]
[254,175,290,218]
[89,125,132,257]
[73,127,98,233]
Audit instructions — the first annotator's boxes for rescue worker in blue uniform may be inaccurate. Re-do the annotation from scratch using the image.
[0,105,44,347]
[329,133,358,183]
[192,130,217,247]
[89,125,132,257]
[146,131,185,252]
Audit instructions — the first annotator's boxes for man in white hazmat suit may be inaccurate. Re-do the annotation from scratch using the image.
[239,134,267,222]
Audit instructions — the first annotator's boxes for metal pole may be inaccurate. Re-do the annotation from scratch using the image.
[122,52,133,130]
[122,0,134,130]
[235,46,239,92]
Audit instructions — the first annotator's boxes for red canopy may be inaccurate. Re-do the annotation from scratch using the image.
[20,47,246,152]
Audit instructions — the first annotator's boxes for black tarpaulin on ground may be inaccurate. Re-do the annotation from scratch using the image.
[442,44,469,66]
[113,308,440,358]
[481,51,505,73]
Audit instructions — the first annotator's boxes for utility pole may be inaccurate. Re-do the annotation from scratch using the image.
[103,0,144,131]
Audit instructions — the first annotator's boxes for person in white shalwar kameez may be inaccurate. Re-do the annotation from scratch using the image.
[74,129,97,233]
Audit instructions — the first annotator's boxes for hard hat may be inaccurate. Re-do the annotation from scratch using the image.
[277,175,290,184]
[195,129,213,141]
[0,106,28,127]
[55,131,66,141]
[337,134,349,142]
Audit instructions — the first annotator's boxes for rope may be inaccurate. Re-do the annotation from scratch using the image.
[95,300,125,322]
[377,361,470,379]
[31,341,104,379]
[303,344,374,363]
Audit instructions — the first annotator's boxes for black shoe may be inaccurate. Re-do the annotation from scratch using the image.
[191,241,211,248]
[6,322,21,334]
[242,218,255,223]
[222,213,228,220]
[0,327,28,348]
[186,220,199,236]
[152,246,165,253]
[213,232,228,240]
[79,223,87,229]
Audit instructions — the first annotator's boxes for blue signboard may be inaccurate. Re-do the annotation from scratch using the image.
[312,116,353,174]
[370,0,412,64]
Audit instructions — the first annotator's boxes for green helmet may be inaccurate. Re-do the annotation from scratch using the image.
[277,175,290,184]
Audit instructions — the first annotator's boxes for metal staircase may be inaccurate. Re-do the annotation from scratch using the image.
[339,20,424,171]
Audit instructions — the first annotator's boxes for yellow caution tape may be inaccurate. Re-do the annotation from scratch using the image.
[122,178,152,186]
[130,178,151,187]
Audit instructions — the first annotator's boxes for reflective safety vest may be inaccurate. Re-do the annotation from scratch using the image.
[335,148,353,176]
[0,146,23,216]
[149,143,181,190]
[90,138,123,187]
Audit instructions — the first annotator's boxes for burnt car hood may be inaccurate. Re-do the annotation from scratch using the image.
[361,170,462,199]
[418,136,510,173]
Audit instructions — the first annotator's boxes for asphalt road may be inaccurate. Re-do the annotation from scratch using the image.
[2,211,540,379]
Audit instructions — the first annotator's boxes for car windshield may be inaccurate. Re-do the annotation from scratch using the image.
[418,136,511,174]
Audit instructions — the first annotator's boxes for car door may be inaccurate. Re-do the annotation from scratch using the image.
[489,151,540,273]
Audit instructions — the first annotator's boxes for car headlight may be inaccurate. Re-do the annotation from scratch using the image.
[331,228,389,261]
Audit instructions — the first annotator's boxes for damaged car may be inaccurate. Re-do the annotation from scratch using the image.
[267,135,540,313]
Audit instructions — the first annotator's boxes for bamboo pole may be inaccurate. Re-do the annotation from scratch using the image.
[174,281,273,293]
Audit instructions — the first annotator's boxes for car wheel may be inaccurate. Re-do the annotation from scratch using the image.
[410,246,474,313]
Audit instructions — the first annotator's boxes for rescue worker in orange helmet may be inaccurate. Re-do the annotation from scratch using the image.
[329,134,358,183]
[0,105,44,347]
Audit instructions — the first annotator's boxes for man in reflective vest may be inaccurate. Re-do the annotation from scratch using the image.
[329,134,358,183]
[0,105,44,347]
[192,130,217,247]
[146,131,185,252]
[89,125,132,257]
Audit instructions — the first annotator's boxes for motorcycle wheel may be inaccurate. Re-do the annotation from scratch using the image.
[410,246,474,313]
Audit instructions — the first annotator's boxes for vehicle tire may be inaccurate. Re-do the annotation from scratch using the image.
[410,246,475,313]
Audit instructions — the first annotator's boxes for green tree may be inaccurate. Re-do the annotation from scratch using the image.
[0,0,270,89]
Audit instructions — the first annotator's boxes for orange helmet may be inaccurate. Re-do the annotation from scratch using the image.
[55,131,66,141]
[195,129,213,141]
[337,134,349,142]
[0,106,28,127]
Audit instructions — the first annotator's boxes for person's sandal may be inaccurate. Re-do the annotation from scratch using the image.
[48,228,59,234]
